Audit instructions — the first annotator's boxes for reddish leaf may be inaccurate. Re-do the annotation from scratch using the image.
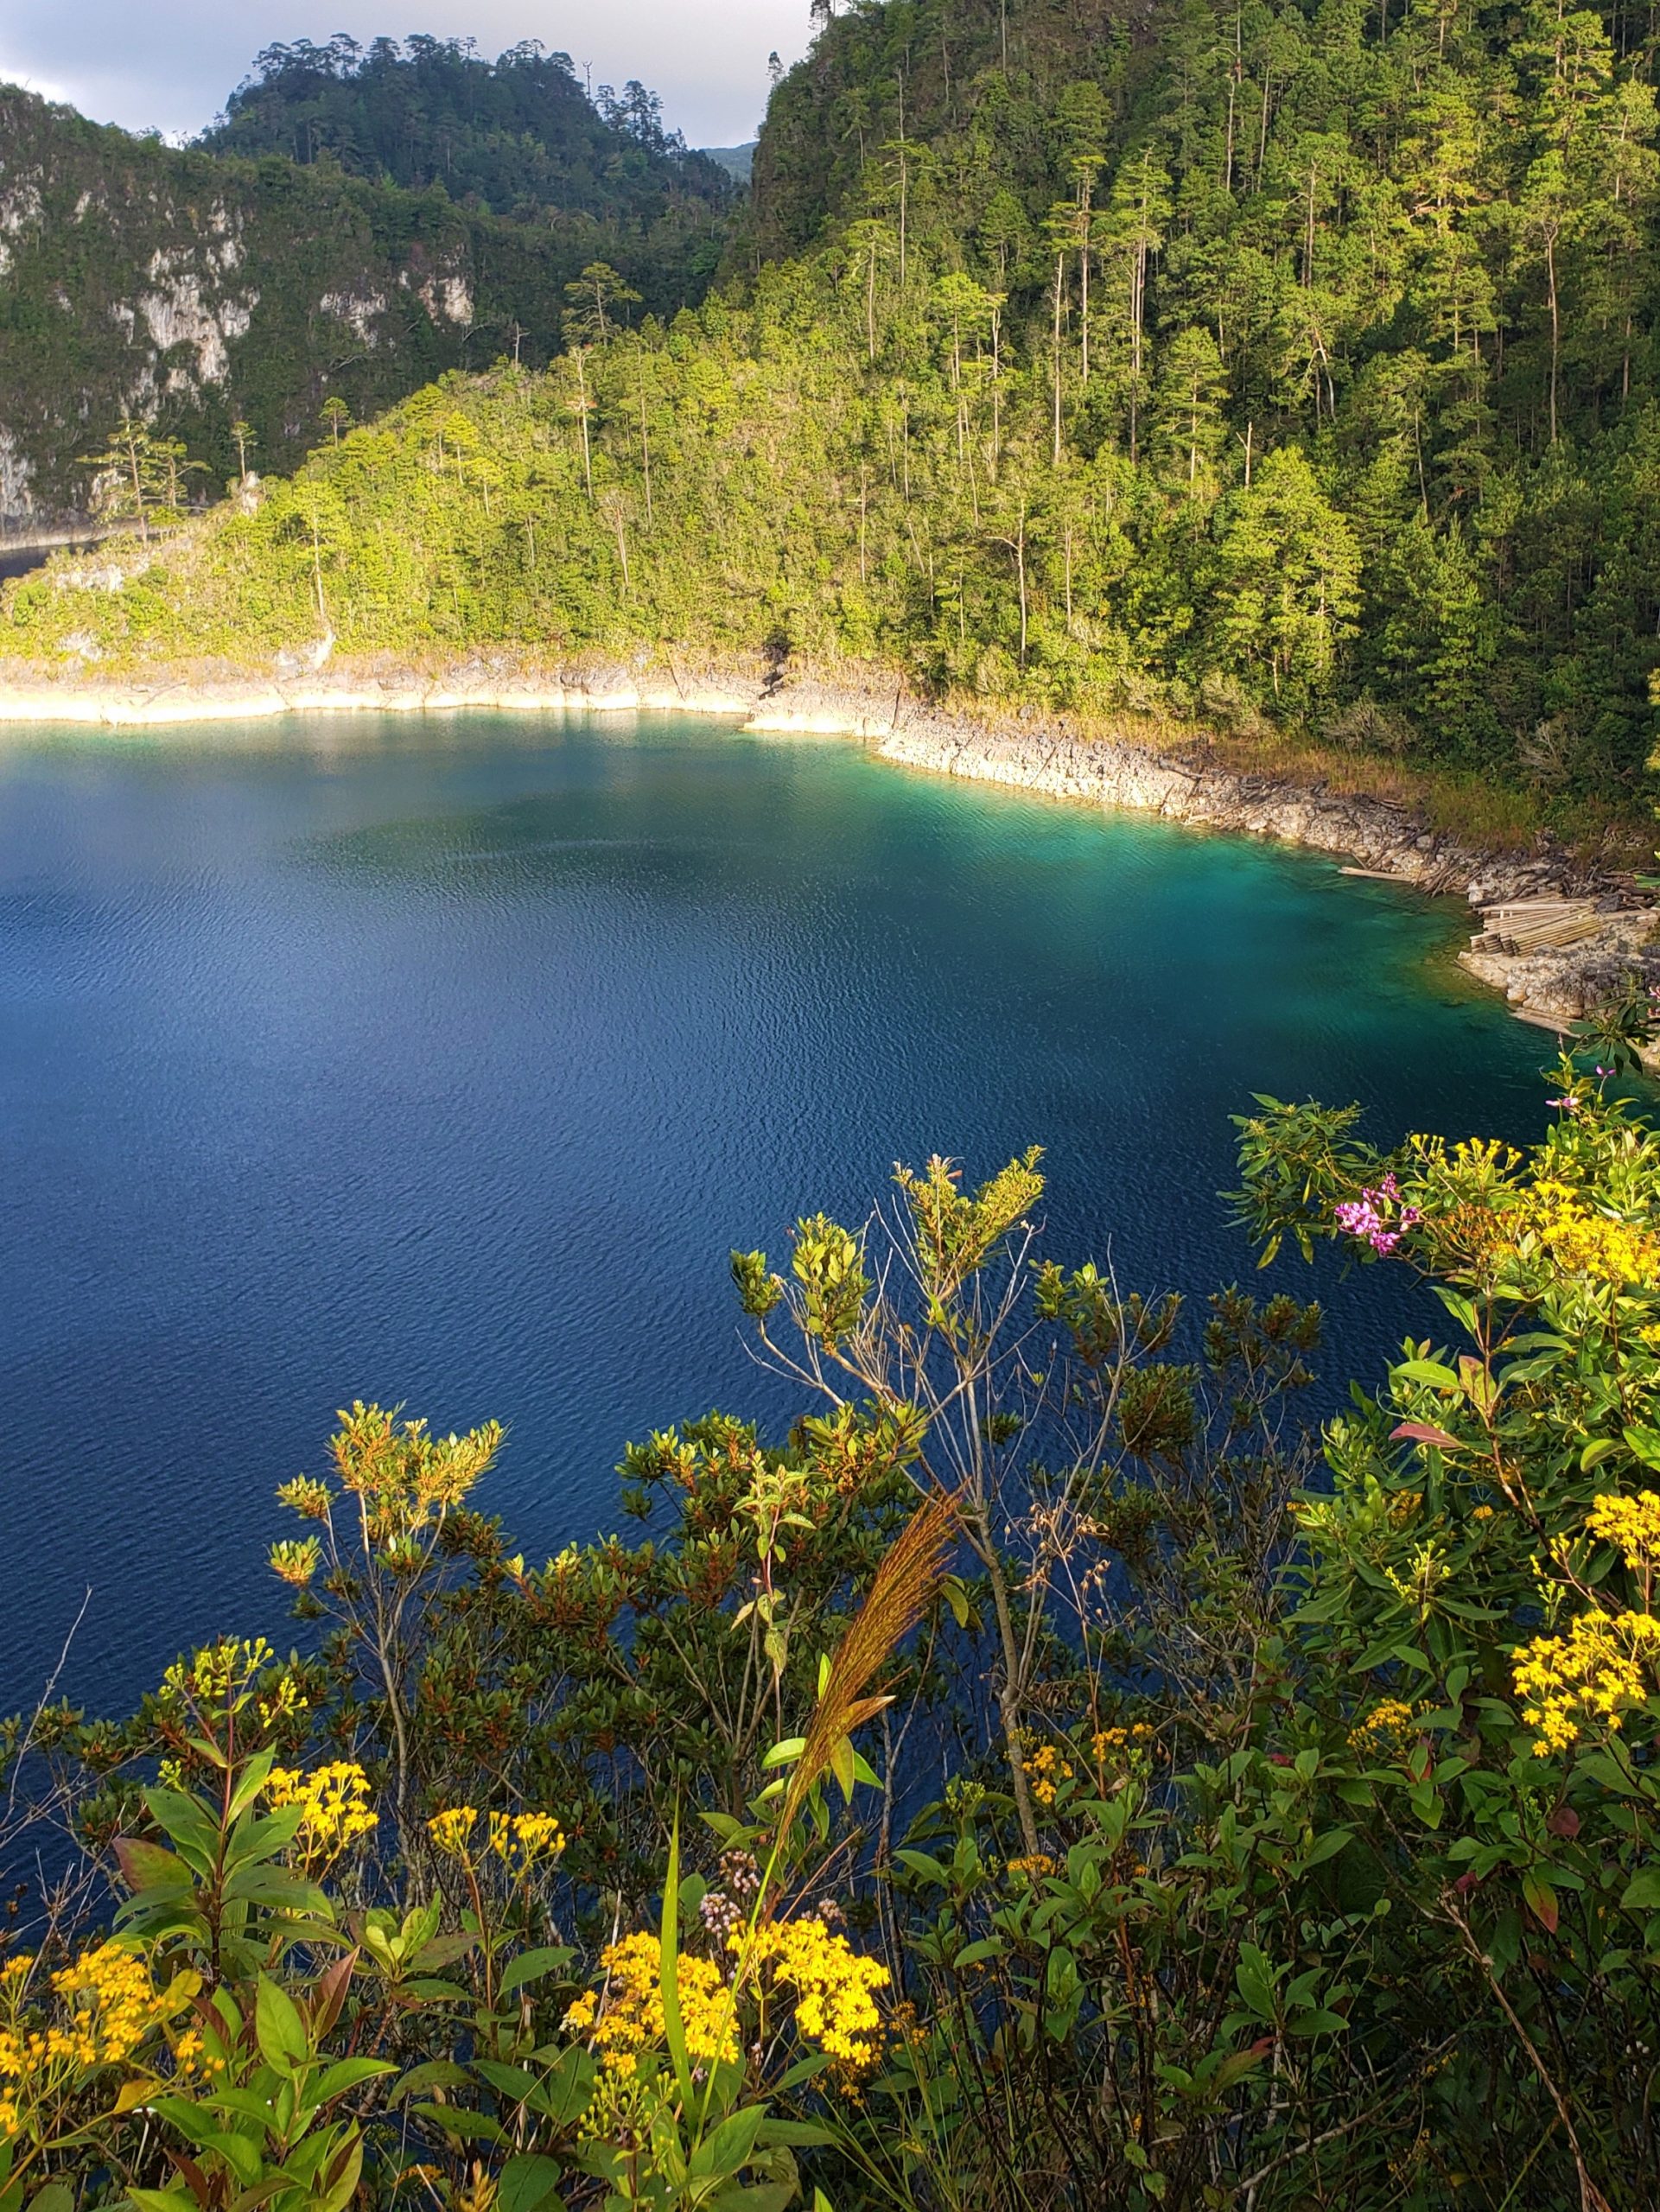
[1391,1421,1465,1452]
[1547,1805,1581,1840]
[112,1835,182,1891]
[1522,1870,1560,1934]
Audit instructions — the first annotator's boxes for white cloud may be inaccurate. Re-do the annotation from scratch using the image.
[0,50,78,107]
[0,0,808,147]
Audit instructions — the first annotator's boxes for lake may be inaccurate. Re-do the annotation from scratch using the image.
[0,710,1554,1718]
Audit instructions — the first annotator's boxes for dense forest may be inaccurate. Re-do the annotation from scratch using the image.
[0,48,733,520]
[202,35,735,220]
[10,0,1660,817]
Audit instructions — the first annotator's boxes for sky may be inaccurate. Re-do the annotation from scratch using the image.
[0,0,809,148]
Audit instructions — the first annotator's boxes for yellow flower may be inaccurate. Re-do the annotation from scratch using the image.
[740,1916,890,2075]
[265,1763,378,1873]
[486,1810,565,1883]
[562,1990,598,2032]
[1347,1698,1421,1760]
[1021,1740,1075,1808]
[1090,1722,1154,1768]
[1587,1490,1660,1584]
[0,1936,177,2148]
[1496,1180,1660,1287]
[428,1806,479,1858]
[584,1932,738,2075]
[1512,1606,1660,1753]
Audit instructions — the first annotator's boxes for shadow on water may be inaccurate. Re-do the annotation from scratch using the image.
[0,709,1566,1719]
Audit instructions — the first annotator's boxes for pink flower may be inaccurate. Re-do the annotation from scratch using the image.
[1336,1183,1420,1256]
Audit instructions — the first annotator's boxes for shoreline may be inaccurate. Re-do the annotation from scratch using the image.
[1,649,1653,1039]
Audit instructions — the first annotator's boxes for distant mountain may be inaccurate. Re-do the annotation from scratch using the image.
[0,46,736,530]
[201,35,736,219]
[698,144,755,183]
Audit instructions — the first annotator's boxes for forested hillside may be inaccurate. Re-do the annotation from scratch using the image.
[9,0,1660,814]
[0,53,731,526]
[202,36,735,222]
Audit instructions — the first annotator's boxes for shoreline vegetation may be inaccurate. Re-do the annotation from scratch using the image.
[11,1077,1660,2208]
[2,646,1655,1037]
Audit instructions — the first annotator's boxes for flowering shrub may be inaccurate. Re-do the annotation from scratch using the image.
[569,1931,740,2073]
[15,1096,1660,2206]
[264,1763,378,1872]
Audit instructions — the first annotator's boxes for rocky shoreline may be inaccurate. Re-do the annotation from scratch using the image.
[1,650,1653,1040]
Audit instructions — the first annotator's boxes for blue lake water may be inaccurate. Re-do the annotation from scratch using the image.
[0,711,1555,1717]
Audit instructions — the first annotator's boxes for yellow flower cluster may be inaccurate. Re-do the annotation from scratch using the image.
[1513,1607,1660,1753]
[428,1806,478,1857]
[1587,1490,1660,1583]
[1502,1180,1660,1287]
[265,1763,378,1872]
[1022,1741,1074,1808]
[0,1942,176,2140]
[1005,1853,1056,1883]
[1091,1722,1154,1766]
[487,1811,565,1881]
[741,1917,890,2074]
[1347,1698,1421,1760]
[563,1917,892,2083]
[576,1932,738,2075]
[161,1637,308,1735]
[425,1806,565,1879]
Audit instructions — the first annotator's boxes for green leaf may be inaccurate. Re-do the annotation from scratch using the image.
[659,1808,696,2114]
[386,2061,473,2105]
[112,1837,188,1894]
[311,2057,396,2103]
[1394,1359,1460,1389]
[1286,2008,1348,2037]
[499,1946,573,1998]
[708,2105,766,2174]
[409,2105,506,2145]
[254,1976,310,2075]
[523,2047,595,2129]
[226,1750,278,1825]
[1300,1827,1352,1869]
[472,2061,538,2103]
[756,2120,833,2147]
[496,2155,566,2212]
[1621,1867,1660,1912]
[315,2132,365,2212]
[1522,1871,1559,1934]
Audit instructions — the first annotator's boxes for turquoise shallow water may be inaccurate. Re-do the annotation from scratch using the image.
[0,711,1552,1713]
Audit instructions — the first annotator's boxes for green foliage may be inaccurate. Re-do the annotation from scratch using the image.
[16,0,1660,810]
[201,38,735,224]
[0,73,729,518]
[12,1088,1660,2200]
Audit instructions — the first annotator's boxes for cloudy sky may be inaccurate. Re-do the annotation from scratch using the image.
[0,0,808,148]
